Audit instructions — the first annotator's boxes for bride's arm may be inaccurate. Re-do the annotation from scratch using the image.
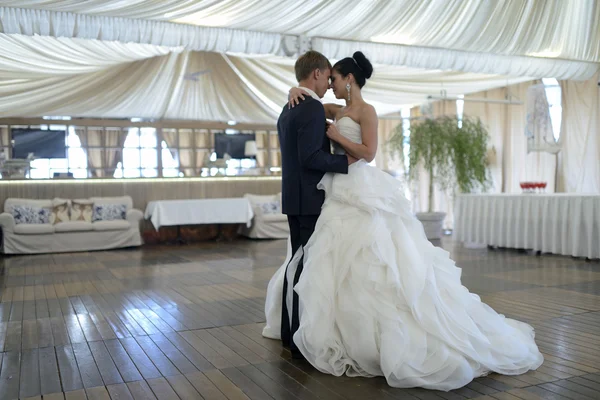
[324,104,343,120]
[288,88,342,119]
[326,105,378,162]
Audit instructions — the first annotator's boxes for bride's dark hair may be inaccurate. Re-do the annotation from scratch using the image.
[332,51,373,88]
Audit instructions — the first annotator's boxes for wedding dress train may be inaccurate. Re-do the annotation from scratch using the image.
[263,117,543,390]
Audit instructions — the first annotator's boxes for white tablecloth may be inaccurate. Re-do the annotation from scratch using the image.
[144,198,254,230]
[454,194,600,259]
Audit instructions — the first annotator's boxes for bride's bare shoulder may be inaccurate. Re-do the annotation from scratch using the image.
[360,102,376,114]
[357,102,377,122]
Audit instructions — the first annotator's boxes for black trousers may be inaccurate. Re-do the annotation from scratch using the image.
[281,214,319,356]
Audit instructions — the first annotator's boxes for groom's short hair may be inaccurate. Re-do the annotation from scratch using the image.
[295,51,331,82]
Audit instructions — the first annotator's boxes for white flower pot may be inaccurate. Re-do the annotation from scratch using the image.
[416,212,447,240]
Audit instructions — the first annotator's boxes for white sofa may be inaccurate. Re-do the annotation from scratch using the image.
[239,193,289,239]
[0,196,143,254]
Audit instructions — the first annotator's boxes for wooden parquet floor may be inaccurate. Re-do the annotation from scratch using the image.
[0,238,599,400]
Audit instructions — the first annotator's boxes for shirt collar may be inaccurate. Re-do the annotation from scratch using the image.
[297,86,320,101]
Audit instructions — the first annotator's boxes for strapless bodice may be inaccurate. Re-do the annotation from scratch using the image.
[333,117,362,155]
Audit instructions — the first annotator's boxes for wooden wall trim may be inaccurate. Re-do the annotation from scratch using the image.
[0,177,282,212]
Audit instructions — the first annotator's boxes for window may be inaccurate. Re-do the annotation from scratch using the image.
[456,95,465,128]
[161,140,181,177]
[401,107,411,173]
[27,125,87,179]
[207,129,258,176]
[114,127,158,178]
[1,120,277,180]
[541,78,562,141]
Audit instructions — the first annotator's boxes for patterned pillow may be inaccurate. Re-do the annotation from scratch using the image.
[11,205,51,224]
[260,201,281,215]
[71,200,93,222]
[50,201,70,225]
[93,204,127,222]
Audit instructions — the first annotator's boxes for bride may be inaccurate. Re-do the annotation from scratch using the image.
[263,51,543,391]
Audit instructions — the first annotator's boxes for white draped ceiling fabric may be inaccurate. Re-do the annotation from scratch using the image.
[0,1,599,122]
[6,0,600,64]
[0,30,539,121]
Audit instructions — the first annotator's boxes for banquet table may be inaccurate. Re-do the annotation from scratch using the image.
[454,194,600,259]
[144,198,254,231]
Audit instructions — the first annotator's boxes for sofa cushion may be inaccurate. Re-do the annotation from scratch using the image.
[263,213,287,222]
[54,221,93,233]
[244,193,283,216]
[245,193,279,203]
[260,201,281,215]
[5,198,52,213]
[50,200,70,225]
[90,196,133,211]
[14,223,54,235]
[11,205,51,224]
[71,199,93,222]
[93,204,127,222]
[92,220,130,231]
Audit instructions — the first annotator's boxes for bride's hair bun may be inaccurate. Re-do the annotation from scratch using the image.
[352,51,373,80]
[332,51,374,88]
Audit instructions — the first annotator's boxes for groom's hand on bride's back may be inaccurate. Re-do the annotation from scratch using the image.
[347,155,358,164]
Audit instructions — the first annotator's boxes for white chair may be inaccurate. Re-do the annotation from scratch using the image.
[240,193,289,239]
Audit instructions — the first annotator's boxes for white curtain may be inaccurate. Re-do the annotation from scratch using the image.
[0,7,285,56]
[409,102,457,230]
[557,72,600,193]
[0,125,8,150]
[0,33,180,76]
[1,5,598,80]
[463,88,507,193]
[463,85,557,194]
[227,54,536,116]
[373,113,403,172]
[0,47,187,119]
[501,81,557,193]
[525,84,561,154]
[172,0,600,65]
[463,78,600,196]
[9,1,599,64]
[1,0,210,20]
[410,107,426,214]
[433,101,457,230]
[314,39,598,81]
[0,32,555,123]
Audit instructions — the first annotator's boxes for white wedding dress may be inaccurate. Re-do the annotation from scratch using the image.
[263,117,543,391]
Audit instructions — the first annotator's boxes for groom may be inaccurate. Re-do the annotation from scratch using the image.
[277,50,356,358]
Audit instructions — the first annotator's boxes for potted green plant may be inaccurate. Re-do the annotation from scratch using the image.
[388,115,490,239]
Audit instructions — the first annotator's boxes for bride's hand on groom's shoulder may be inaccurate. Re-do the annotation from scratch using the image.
[288,87,308,108]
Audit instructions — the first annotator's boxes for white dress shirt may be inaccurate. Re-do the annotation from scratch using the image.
[297,86,321,101]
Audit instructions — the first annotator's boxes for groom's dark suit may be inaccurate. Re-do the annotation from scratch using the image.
[277,95,348,357]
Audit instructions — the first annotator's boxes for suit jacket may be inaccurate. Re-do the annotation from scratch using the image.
[277,97,348,216]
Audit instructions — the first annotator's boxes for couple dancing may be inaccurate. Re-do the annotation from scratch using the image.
[263,50,543,391]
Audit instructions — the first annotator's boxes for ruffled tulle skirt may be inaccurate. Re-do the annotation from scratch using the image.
[263,161,543,391]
